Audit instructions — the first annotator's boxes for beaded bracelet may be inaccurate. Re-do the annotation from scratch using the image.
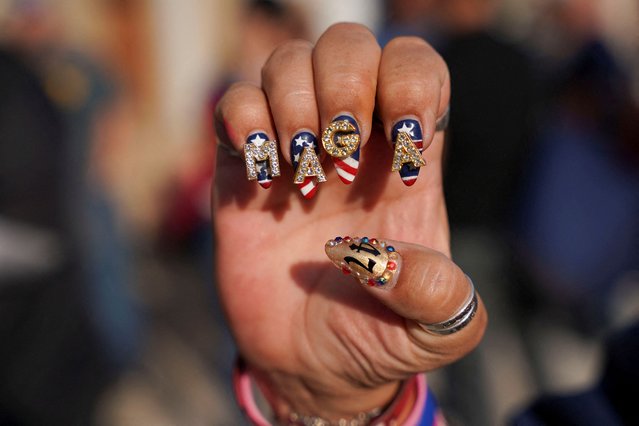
[232,357,443,425]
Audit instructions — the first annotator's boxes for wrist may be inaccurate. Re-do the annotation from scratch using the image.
[234,357,431,425]
[251,364,400,422]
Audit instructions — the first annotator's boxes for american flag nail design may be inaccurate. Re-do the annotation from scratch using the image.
[322,115,360,185]
[244,132,280,189]
[391,119,425,186]
[290,131,325,199]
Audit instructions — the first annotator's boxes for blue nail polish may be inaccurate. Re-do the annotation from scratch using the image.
[391,119,424,187]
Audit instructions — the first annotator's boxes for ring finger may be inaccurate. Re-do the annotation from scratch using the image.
[262,39,324,199]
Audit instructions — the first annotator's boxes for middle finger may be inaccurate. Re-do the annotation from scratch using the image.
[313,23,382,185]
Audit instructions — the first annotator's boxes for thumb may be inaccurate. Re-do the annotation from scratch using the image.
[325,235,487,357]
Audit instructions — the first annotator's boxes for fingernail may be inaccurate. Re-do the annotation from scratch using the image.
[325,236,401,289]
[321,115,360,185]
[244,131,280,189]
[391,119,426,186]
[290,131,326,199]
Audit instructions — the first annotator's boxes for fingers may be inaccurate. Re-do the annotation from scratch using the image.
[215,83,280,189]
[325,236,487,359]
[313,23,382,184]
[216,29,450,193]
[377,37,451,186]
[262,40,325,199]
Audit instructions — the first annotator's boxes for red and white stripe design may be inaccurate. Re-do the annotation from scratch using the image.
[296,177,318,199]
[333,155,359,185]
[257,176,272,189]
[400,140,423,186]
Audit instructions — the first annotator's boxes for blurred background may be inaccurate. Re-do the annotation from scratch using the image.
[0,0,637,425]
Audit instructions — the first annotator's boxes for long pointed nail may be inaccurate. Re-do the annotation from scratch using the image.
[291,131,326,199]
[322,115,360,185]
[391,119,426,186]
[244,131,280,189]
[325,236,401,289]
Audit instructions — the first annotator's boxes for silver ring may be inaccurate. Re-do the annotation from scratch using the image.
[420,276,477,335]
[435,106,450,132]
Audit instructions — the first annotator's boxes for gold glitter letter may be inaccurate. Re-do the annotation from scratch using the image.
[321,120,360,159]
[244,140,281,181]
[391,132,426,172]
[293,146,327,184]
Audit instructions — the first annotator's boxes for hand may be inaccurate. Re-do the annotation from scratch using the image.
[212,23,487,421]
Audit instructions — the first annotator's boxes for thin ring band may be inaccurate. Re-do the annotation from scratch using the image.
[420,276,477,335]
[435,106,450,132]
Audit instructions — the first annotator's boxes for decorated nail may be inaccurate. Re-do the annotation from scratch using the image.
[290,131,326,199]
[325,236,401,289]
[244,131,280,188]
[391,119,426,186]
[321,115,360,184]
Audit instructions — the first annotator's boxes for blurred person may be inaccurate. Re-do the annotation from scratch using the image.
[521,0,639,330]
[376,1,538,423]
[509,2,639,415]
[433,0,537,232]
[516,0,639,332]
[161,1,310,408]
[164,0,309,249]
[0,1,140,424]
[511,320,639,425]
[378,0,438,48]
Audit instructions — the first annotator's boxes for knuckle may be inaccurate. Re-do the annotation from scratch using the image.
[323,22,380,50]
[320,75,373,108]
[383,78,431,103]
[326,22,373,38]
[262,39,313,91]
[274,38,314,57]
[268,87,316,118]
[418,252,458,300]
[386,35,429,50]
[225,81,259,98]
[263,39,312,76]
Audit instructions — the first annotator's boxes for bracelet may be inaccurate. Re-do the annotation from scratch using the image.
[420,276,477,336]
[232,357,437,425]
[288,407,381,426]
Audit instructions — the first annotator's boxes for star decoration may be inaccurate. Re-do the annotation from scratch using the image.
[295,136,307,147]
[251,134,266,146]
[397,122,415,137]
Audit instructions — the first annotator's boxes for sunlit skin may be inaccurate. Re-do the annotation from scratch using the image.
[212,23,487,421]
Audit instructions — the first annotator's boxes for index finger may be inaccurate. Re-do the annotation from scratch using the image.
[377,37,450,186]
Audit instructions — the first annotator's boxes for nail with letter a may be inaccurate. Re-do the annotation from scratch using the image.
[391,119,426,186]
[290,131,326,199]
[325,236,401,289]
[321,115,360,184]
[244,131,280,188]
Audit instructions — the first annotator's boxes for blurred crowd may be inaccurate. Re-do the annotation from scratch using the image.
[0,0,638,425]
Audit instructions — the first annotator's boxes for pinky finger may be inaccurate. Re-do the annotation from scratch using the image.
[215,82,280,189]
